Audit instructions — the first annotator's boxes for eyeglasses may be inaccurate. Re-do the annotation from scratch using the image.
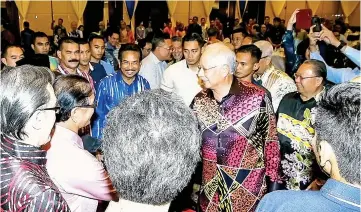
[294,73,321,80]
[75,101,98,109]
[122,61,139,66]
[38,107,60,114]
[159,46,172,51]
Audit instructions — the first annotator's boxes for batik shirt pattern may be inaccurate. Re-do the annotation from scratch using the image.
[191,79,280,212]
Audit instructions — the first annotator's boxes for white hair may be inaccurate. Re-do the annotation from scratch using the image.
[203,42,236,73]
[254,40,273,58]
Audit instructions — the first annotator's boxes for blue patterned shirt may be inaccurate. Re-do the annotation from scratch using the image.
[92,72,150,139]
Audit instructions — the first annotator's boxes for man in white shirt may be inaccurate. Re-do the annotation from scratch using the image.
[139,33,172,89]
[161,33,204,106]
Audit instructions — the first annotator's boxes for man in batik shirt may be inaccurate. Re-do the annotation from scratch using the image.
[191,43,281,212]
[277,60,326,190]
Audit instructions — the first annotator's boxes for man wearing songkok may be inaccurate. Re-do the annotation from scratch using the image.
[192,42,281,211]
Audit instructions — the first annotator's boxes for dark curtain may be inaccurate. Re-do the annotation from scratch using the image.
[5,1,20,45]
[108,1,123,29]
[135,1,168,33]
[83,1,104,40]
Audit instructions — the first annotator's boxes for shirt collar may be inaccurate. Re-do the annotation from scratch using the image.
[150,52,162,64]
[1,134,47,166]
[204,76,240,103]
[106,42,116,50]
[321,179,361,208]
[315,86,326,102]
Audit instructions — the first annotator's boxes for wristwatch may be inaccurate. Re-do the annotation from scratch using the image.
[336,40,347,51]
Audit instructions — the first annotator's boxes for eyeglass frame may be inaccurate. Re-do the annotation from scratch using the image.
[74,101,98,109]
[37,107,61,114]
[294,73,321,80]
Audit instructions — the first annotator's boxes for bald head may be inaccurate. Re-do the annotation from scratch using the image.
[201,43,236,74]
[254,40,273,58]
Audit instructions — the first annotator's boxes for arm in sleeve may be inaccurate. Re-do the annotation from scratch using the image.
[344,46,360,67]
[310,51,360,84]
[64,157,117,201]
[160,67,175,92]
[139,63,156,89]
[260,95,282,191]
[282,30,298,76]
[26,189,71,212]
[92,80,108,139]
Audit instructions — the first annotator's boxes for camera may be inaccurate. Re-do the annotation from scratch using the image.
[312,17,321,32]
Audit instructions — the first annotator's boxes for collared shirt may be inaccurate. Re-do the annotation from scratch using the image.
[90,62,108,91]
[139,52,167,89]
[276,89,325,190]
[311,50,360,84]
[254,65,297,112]
[0,135,70,211]
[92,72,150,139]
[191,77,281,212]
[104,42,119,71]
[56,64,82,76]
[161,59,202,106]
[100,60,115,75]
[256,179,361,212]
[46,125,116,212]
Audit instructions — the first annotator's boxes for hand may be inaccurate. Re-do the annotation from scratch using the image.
[319,24,340,47]
[308,25,320,48]
[287,9,299,30]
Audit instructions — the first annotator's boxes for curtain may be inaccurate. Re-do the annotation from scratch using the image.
[235,0,241,21]
[15,0,30,20]
[306,0,321,16]
[271,1,286,17]
[123,0,138,33]
[340,1,359,23]
[203,1,214,24]
[239,0,248,19]
[166,0,177,26]
[71,0,87,25]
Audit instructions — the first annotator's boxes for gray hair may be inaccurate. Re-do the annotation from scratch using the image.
[315,82,360,184]
[0,65,54,140]
[203,42,236,73]
[102,89,201,205]
[171,36,182,43]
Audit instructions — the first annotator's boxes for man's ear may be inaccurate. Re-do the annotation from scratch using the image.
[318,140,334,175]
[253,62,260,71]
[31,44,35,51]
[315,77,324,87]
[1,58,7,65]
[221,64,230,77]
[57,50,62,60]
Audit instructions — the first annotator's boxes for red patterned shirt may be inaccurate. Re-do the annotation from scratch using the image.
[191,77,281,212]
[0,135,70,211]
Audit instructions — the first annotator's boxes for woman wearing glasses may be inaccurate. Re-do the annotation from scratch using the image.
[46,75,118,212]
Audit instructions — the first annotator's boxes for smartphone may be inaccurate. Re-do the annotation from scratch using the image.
[296,9,312,30]
[312,17,322,32]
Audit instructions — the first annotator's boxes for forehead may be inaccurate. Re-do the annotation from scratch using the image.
[80,43,90,50]
[297,63,315,75]
[233,32,244,38]
[163,39,172,46]
[35,37,49,43]
[200,54,216,67]
[145,42,152,47]
[183,40,199,49]
[91,39,104,46]
[6,47,23,56]
[172,41,182,47]
[111,33,120,38]
[122,50,140,61]
[61,42,79,51]
[236,52,253,62]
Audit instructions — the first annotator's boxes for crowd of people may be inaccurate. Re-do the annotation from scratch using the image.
[1,7,360,212]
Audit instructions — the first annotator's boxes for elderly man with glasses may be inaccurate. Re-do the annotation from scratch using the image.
[191,43,281,212]
[253,40,297,112]
[276,59,327,191]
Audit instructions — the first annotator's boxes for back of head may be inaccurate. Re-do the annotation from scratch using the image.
[102,89,201,205]
[254,40,273,58]
[24,21,30,28]
[203,42,236,73]
[207,27,219,37]
[53,75,92,122]
[0,65,54,140]
[315,82,360,184]
[236,44,262,63]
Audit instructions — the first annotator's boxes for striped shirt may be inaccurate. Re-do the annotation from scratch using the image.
[0,135,70,211]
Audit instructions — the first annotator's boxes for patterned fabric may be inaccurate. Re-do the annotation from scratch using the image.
[254,65,297,112]
[0,135,70,211]
[191,77,281,212]
[92,72,150,139]
[276,91,324,190]
[104,42,119,71]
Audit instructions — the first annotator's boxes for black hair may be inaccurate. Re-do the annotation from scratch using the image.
[273,17,281,22]
[32,31,49,44]
[88,35,104,44]
[232,27,249,36]
[207,27,219,37]
[54,74,92,122]
[303,59,327,82]
[58,37,79,51]
[77,38,89,46]
[151,33,170,51]
[182,33,205,48]
[23,21,30,28]
[236,44,262,63]
[1,45,23,58]
[118,43,142,62]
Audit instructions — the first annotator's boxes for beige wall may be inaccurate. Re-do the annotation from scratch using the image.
[265,1,359,26]
[172,1,208,26]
